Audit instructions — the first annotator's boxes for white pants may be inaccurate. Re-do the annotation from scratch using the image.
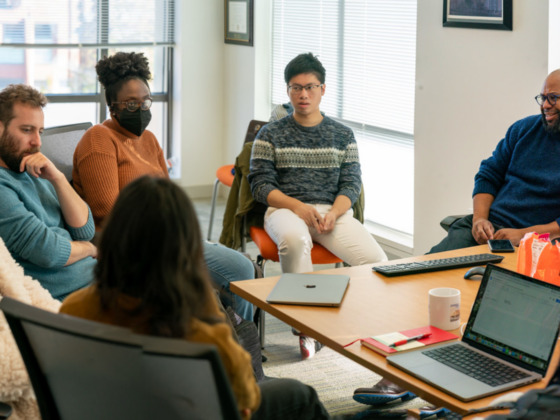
[264,204,388,273]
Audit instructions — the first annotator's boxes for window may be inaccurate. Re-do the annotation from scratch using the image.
[271,0,417,238]
[1,22,25,67]
[0,0,175,159]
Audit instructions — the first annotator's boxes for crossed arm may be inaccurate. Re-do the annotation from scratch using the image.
[20,153,97,265]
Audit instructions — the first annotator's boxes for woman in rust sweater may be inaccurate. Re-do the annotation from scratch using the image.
[72,51,255,321]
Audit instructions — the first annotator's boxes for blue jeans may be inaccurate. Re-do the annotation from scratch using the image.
[428,215,505,254]
[203,241,254,321]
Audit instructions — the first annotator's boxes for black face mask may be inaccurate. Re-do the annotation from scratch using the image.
[116,109,152,136]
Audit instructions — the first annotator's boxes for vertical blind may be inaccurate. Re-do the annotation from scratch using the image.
[0,0,175,48]
[271,0,416,136]
[271,0,417,235]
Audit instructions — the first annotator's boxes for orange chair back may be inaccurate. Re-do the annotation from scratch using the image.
[215,164,235,188]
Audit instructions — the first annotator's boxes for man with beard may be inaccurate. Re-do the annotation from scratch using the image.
[429,69,560,253]
[351,71,560,412]
[0,84,96,300]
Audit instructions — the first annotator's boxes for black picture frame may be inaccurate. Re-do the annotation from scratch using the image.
[443,0,512,31]
[224,0,254,46]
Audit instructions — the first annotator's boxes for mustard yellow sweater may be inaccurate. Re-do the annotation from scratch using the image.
[60,286,261,417]
[72,119,168,228]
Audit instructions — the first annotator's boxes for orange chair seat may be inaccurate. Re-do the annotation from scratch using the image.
[216,164,235,188]
[249,226,343,265]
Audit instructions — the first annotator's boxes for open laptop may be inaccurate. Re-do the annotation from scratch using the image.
[387,264,560,401]
[266,273,350,307]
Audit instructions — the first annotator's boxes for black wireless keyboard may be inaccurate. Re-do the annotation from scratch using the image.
[372,253,504,277]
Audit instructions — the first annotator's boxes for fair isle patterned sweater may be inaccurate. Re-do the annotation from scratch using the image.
[248,114,362,206]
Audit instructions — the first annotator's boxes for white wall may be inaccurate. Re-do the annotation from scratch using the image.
[223,0,271,165]
[176,1,225,198]
[413,1,549,254]
[177,1,270,197]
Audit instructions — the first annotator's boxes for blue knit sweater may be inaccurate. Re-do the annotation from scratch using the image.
[473,115,560,229]
[248,115,362,206]
[0,168,96,300]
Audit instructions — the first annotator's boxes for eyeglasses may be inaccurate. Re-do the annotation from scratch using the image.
[113,98,153,112]
[288,84,324,94]
[535,94,560,106]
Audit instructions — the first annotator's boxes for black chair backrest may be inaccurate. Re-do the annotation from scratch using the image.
[244,120,267,144]
[41,122,92,182]
[0,297,241,420]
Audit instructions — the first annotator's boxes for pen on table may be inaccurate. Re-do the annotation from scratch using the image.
[389,333,432,348]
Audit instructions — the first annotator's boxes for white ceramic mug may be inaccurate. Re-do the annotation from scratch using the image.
[429,287,461,330]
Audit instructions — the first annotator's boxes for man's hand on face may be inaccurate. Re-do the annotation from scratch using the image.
[20,152,62,182]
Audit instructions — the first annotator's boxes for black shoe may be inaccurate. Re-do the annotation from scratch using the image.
[353,378,416,406]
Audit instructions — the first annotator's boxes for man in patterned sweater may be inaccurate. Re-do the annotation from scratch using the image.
[249,53,387,359]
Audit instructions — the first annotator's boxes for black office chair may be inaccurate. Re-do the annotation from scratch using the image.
[41,122,92,183]
[0,297,241,420]
[0,402,11,419]
[440,214,467,232]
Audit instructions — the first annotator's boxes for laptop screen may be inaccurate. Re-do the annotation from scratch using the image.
[463,265,560,375]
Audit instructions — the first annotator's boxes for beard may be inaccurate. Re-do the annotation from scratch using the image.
[0,129,40,172]
[541,110,560,135]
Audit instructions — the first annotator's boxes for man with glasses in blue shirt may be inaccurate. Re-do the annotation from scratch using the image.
[430,69,560,253]
[354,70,560,408]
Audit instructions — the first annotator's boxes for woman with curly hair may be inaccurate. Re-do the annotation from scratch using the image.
[72,52,256,321]
[60,176,330,420]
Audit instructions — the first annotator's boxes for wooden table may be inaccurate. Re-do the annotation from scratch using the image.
[231,245,559,416]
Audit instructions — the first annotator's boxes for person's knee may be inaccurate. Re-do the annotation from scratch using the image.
[235,252,257,280]
[276,233,312,258]
[356,249,387,265]
[337,233,387,265]
[205,243,255,283]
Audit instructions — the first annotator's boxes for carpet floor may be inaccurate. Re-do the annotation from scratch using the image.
[261,312,433,418]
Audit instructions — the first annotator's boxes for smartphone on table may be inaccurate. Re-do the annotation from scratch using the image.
[488,239,515,253]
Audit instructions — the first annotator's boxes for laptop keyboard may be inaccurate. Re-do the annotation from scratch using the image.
[423,344,530,387]
[372,253,504,277]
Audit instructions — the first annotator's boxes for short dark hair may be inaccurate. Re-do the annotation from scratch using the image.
[95,51,151,110]
[95,176,222,338]
[0,84,47,128]
[284,52,326,84]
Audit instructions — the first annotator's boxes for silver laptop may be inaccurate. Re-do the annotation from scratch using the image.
[387,264,560,401]
[266,273,350,307]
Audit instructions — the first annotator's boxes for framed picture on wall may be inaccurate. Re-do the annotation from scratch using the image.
[443,0,512,30]
[224,0,254,46]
